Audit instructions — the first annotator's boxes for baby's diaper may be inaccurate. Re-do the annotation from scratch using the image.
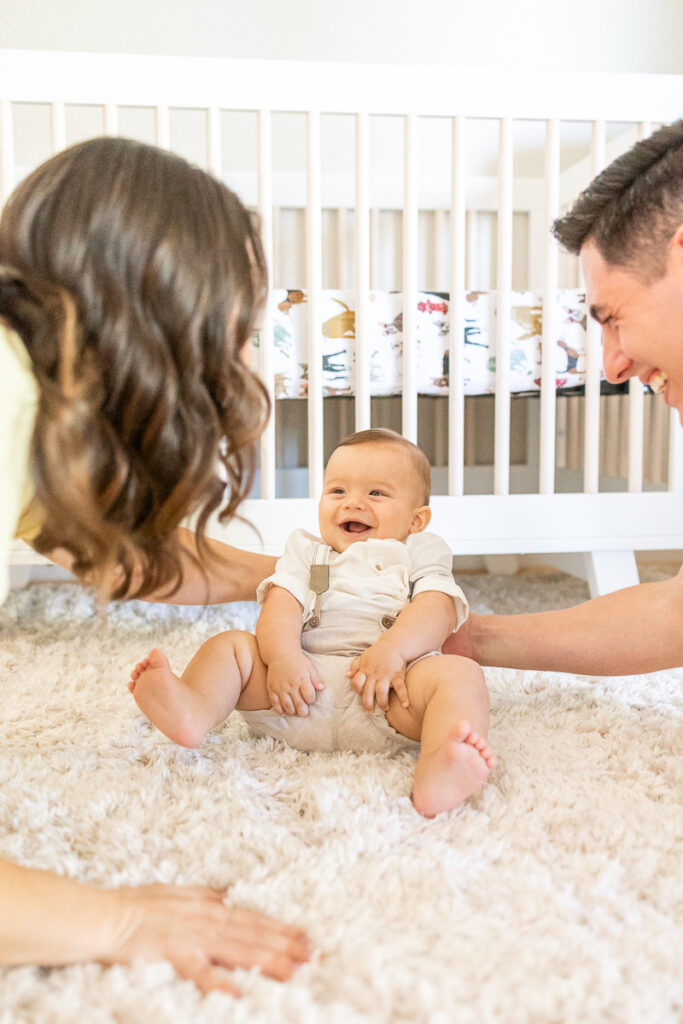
[238,652,420,755]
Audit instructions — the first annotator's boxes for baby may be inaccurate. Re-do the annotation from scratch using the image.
[130,429,494,816]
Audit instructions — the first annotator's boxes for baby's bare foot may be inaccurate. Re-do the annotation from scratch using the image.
[412,720,494,818]
[128,649,206,747]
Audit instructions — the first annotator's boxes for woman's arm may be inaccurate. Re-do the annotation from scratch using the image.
[44,527,277,605]
[444,570,683,675]
[0,859,311,994]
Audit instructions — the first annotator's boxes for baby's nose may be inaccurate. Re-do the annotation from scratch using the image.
[344,493,364,509]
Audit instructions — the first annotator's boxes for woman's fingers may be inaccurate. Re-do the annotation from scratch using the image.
[174,956,243,996]
[104,886,314,992]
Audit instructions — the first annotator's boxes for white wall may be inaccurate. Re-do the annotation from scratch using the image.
[3,0,683,74]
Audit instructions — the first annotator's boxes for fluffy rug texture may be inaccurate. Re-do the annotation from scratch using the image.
[0,568,681,1024]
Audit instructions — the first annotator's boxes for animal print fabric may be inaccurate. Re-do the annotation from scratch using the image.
[252,288,592,398]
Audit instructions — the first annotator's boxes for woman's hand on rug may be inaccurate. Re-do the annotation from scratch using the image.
[102,884,314,995]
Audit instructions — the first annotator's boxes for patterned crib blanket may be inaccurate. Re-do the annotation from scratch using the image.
[252,288,596,399]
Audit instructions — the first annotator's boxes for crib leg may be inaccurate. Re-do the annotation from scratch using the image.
[530,550,640,598]
[9,565,32,590]
[584,550,640,598]
[483,554,521,575]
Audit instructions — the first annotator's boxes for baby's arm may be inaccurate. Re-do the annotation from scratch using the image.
[256,586,324,716]
[349,590,459,711]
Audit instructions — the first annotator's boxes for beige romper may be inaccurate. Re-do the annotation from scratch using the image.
[239,529,469,754]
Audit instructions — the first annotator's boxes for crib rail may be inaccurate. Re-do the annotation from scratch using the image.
[3,50,683,590]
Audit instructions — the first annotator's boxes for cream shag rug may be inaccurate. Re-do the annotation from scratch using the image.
[0,568,681,1024]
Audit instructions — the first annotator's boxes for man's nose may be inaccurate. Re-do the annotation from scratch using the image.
[602,333,636,384]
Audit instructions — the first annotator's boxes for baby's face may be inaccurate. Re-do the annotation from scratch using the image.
[318,443,429,553]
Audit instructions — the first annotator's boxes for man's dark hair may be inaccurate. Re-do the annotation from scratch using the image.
[552,119,683,281]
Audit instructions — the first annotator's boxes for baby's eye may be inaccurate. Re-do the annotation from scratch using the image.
[369,489,385,497]
[331,487,345,495]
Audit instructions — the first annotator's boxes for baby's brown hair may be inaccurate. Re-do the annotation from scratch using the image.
[336,428,431,505]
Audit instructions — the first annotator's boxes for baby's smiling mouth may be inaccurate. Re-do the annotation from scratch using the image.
[340,520,371,535]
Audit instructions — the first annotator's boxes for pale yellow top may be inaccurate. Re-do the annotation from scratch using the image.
[0,322,39,606]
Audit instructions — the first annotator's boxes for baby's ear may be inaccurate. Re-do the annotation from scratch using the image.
[409,505,431,534]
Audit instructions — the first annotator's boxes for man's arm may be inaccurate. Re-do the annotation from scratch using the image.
[44,527,277,605]
[444,570,683,676]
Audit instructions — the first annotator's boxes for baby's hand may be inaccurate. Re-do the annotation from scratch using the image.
[267,653,324,717]
[347,639,409,713]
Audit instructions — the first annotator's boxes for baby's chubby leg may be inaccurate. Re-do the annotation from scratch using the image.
[129,631,271,748]
[385,655,494,817]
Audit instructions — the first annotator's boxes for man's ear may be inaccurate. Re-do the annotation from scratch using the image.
[671,223,683,272]
[409,506,431,534]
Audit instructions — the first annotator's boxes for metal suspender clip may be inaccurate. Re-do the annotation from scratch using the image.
[307,543,330,628]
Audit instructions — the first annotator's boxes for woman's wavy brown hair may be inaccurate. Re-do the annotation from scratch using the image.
[0,137,270,599]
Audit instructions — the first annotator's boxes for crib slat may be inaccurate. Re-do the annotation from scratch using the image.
[155,105,170,149]
[466,210,478,290]
[50,101,66,153]
[540,117,560,494]
[449,115,466,496]
[669,408,683,492]
[355,111,371,431]
[206,106,221,177]
[370,207,381,290]
[628,379,644,493]
[495,117,513,495]
[0,100,14,206]
[433,208,445,292]
[335,208,346,288]
[272,204,280,288]
[257,109,276,499]
[402,112,418,442]
[627,120,652,495]
[584,119,605,494]
[306,110,324,495]
[103,103,118,137]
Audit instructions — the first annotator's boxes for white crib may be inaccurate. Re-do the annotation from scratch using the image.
[2,50,682,596]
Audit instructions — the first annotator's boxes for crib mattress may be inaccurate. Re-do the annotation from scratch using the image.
[253,288,595,399]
